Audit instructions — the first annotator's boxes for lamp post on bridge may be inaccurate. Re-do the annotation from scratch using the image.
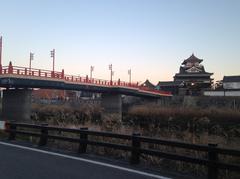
[90,65,94,80]
[128,69,131,84]
[29,52,34,72]
[109,64,114,85]
[0,36,2,73]
[50,49,55,72]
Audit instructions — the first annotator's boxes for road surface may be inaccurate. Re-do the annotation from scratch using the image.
[0,141,172,179]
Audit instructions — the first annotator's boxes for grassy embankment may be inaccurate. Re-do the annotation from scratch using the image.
[28,103,240,178]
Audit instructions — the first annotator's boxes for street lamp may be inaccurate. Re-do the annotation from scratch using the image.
[128,69,131,83]
[90,66,94,80]
[109,64,114,85]
[50,49,55,72]
[0,36,2,67]
[29,52,34,72]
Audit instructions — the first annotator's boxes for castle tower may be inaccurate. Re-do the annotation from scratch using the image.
[174,54,213,95]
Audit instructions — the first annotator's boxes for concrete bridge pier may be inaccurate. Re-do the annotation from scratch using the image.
[101,93,122,124]
[2,89,32,122]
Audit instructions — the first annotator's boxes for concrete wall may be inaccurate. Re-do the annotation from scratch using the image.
[101,93,122,122]
[182,96,240,109]
[2,89,32,122]
[157,95,240,110]
[223,82,240,90]
[204,91,225,96]
[204,90,240,97]
[225,91,240,96]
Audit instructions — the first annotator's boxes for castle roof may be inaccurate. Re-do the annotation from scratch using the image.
[182,54,203,65]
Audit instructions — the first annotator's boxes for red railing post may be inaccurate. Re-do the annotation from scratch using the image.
[0,64,2,74]
[51,71,54,78]
[61,69,64,79]
[38,70,41,77]
[8,61,13,74]
[25,68,27,75]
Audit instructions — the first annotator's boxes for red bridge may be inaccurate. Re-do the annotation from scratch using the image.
[0,61,171,97]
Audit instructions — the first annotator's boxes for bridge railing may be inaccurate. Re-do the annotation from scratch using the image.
[0,63,172,96]
[5,122,240,179]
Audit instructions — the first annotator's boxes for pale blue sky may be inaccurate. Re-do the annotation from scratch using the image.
[0,0,239,83]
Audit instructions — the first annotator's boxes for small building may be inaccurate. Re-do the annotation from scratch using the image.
[204,76,240,97]
[141,79,156,89]
[223,76,240,90]
[174,54,213,95]
[156,81,183,95]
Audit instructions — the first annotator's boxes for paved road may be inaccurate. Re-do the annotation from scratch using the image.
[0,141,171,179]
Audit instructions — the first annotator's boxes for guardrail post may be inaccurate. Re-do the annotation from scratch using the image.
[78,127,88,153]
[130,133,141,164]
[208,143,218,179]
[8,123,17,140]
[38,123,48,146]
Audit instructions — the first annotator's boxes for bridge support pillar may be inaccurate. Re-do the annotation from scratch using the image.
[101,93,122,124]
[2,89,32,122]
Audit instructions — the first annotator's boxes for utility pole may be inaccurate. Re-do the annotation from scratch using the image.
[128,69,131,83]
[90,66,94,80]
[29,52,34,72]
[50,49,55,72]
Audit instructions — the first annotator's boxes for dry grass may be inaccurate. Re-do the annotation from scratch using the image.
[29,103,240,178]
[125,105,240,139]
[31,103,102,126]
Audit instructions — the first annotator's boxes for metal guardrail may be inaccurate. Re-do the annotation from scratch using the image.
[4,122,240,179]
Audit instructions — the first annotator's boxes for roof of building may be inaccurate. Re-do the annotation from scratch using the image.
[174,73,213,77]
[223,76,240,82]
[141,79,155,89]
[156,81,183,87]
[182,54,203,65]
[179,66,211,74]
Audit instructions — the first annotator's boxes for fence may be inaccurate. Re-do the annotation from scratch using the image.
[5,122,240,179]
